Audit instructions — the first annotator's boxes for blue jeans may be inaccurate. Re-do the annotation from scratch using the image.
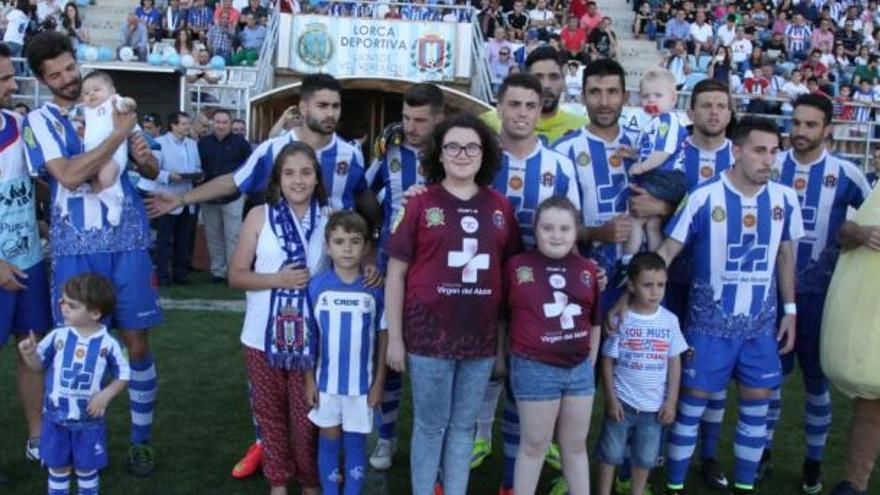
[596,402,664,468]
[408,354,494,495]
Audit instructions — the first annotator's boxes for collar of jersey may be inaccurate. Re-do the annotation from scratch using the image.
[288,128,338,154]
[584,126,624,145]
[721,168,767,198]
[787,149,827,168]
[688,137,732,154]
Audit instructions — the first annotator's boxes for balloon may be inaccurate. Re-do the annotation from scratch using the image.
[209,55,226,69]
[147,52,162,65]
[97,47,113,62]
[84,46,98,62]
[180,54,195,68]
[119,46,135,63]
[163,52,180,66]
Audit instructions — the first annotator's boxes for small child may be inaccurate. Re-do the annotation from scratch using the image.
[507,196,600,495]
[624,68,688,264]
[596,252,687,495]
[834,85,856,154]
[80,71,136,226]
[305,211,388,495]
[18,273,129,495]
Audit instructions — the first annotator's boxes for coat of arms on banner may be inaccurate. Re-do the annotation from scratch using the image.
[411,34,452,75]
[297,23,333,67]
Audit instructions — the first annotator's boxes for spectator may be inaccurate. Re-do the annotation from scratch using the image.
[13,102,29,116]
[186,48,226,102]
[515,28,541,64]
[231,13,265,66]
[206,10,235,61]
[187,0,214,40]
[633,2,654,40]
[231,118,247,137]
[163,0,187,39]
[4,0,32,58]
[486,26,514,65]
[190,110,212,139]
[119,13,148,61]
[578,1,602,36]
[654,2,672,42]
[690,10,714,58]
[560,16,587,61]
[838,19,862,59]
[802,48,831,85]
[745,45,765,72]
[214,0,240,26]
[135,0,162,41]
[478,0,505,40]
[153,111,202,286]
[731,26,753,70]
[197,109,251,283]
[764,30,789,61]
[142,113,162,139]
[797,0,819,25]
[807,76,830,97]
[563,60,582,102]
[36,0,61,26]
[716,14,737,47]
[708,45,733,84]
[505,0,528,40]
[663,40,695,88]
[854,55,880,86]
[240,0,268,26]
[527,0,557,41]
[752,1,771,36]
[786,13,813,62]
[771,10,789,37]
[59,2,88,49]
[743,66,771,113]
[587,16,617,60]
[568,0,588,21]
[664,9,691,49]
[830,43,854,86]
[174,28,196,58]
[489,47,515,92]
[811,18,835,52]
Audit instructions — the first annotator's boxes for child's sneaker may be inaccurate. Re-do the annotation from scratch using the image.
[698,457,729,489]
[231,442,263,479]
[25,437,40,462]
[369,438,396,470]
[548,476,569,495]
[801,459,822,495]
[469,438,491,469]
[128,443,155,477]
[545,442,562,470]
[614,476,633,494]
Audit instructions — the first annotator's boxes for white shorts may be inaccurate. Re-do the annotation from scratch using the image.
[307,392,373,434]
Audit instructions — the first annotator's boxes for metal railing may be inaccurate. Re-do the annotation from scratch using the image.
[254,7,280,97]
[470,16,495,104]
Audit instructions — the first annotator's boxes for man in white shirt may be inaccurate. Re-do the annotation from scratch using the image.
[731,26,753,67]
[715,14,737,47]
[690,10,715,58]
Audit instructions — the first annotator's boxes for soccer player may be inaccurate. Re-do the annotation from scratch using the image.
[652,117,804,495]
[474,73,581,494]
[18,273,130,495]
[0,41,51,470]
[482,46,588,144]
[22,31,162,477]
[366,83,445,471]
[305,211,388,495]
[764,94,871,494]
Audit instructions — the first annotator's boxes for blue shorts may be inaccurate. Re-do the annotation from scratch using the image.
[40,420,109,470]
[0,260,51,346]
[510,354,595,401]
[51,250,163,330]
[682,332,782,392]
[596,401,664,468]
[781,292,825,381]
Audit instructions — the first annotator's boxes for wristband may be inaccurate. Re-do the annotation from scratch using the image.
[783,303,797,315]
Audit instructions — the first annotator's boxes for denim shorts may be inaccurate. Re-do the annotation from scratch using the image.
[596,401,663,469]
[510,354,595,401]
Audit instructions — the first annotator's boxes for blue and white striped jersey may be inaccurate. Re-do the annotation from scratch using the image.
[674,138,735,192]
[853,87,874,123]
[636,111,689,171]
[773,150,871,293]
[785,24,812,53]
[308,271,385,396]
[0,109,42,270]
[22,103,152,256]
[665,172,804,337]
[492,141,581,249]
[367,143,425,250]
[554,127,636,276]
[233,129,367,211]
[37,326,130,424]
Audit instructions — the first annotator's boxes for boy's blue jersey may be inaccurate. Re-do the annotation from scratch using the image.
[773,150,871,294]
[308,271,385,396]
[233,129,367,211]
[553,126,636,277]
[673,138,735,192]
[367,143,425,252]
[492,141,581,249]
[637,111,689,171]
[665,173,804,338]
[37,326,130,424]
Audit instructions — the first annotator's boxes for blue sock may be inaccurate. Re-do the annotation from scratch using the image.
[766,387,781,452]
[343,432,367,495]
[377,371,402,440]
[699,389,727,460]
[76,469,98,495]
[319,435,342,495]
[129,353,157,445]
[733,398,769,489]
[501,380,519,489]
[804,379,831,461]
[48,470,70,495]
[246,381,261,443]
[667,393,708,488]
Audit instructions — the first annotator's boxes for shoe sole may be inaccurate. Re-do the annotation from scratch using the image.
[802,483,823,495]
[369,458,392,470]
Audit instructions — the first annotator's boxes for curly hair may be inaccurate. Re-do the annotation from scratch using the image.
[420,113,501,187]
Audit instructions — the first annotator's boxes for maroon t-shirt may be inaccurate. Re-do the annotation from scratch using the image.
[507,250,600,367]
[388,184,522,360]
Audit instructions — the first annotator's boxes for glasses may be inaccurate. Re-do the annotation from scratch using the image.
[500,51,510,55]
[442,142,482,158]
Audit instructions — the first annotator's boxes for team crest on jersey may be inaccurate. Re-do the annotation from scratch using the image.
[391,208,405,234]
[824,174,837,188]
[23,127,36,149]
[549,274,566,289]
[770,168,780,181]
[794,177,807,190]
[493,209,505,229]
[609,153,622,168]
[516,266,534,284]
[54,340,64,351]
[743,213,757,228]
[700,166,713,178]
[390,158,401,173]
[541,172,555,187]
[577,152,591,167]
[658,122,670,137]
[75,348,85,359]
[336,161,349,175]
[711,206,726,222]
[425,207,445,227]
[772,205,784,221]
[509,176,523,191]
[580,270,591,286]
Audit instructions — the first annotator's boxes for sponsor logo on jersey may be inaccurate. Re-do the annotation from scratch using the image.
[509,176,523,190]
[425,207,445,227]
[609,153,622,168]
[700,165,713,178]
[460,215,478,233]
[794,177,807,190]
[743,213,757,228]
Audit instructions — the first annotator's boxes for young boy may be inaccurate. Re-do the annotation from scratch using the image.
[623,68,688,265]
[18,273,130,495]
[596,252,688,495]
[305,211,388,495]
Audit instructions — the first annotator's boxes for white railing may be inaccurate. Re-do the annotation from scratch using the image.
[470,18,494,104]
[254,7,280,96]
